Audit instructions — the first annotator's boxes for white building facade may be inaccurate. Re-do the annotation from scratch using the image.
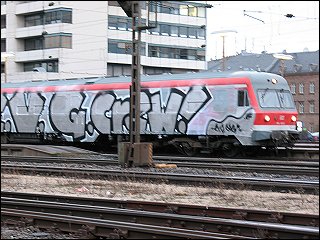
[1,1,209,82]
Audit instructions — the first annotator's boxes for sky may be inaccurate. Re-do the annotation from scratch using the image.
[206,1,319,60]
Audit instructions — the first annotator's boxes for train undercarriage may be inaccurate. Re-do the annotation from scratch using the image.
[1,131,297,158]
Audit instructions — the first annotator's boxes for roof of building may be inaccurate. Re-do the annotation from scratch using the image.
[207,50,319,75]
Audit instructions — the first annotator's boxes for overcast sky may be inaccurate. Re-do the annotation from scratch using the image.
[206,1,319,60]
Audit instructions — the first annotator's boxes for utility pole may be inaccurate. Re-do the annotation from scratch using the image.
[118,1,156,167]
[221,35,225,71]
[211,30,237,71]
[130,1,142,146]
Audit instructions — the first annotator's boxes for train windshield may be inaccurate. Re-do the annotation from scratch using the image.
[258,89,295,109]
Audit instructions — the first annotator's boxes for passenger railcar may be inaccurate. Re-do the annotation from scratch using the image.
[1,71,299,156]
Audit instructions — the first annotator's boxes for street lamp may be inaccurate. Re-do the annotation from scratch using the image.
[211,30,237,71]
[273,53,294,76]
[1,52,15,83]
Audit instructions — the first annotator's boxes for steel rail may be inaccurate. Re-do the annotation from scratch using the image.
[1,164,319,193]
[3,155,319,166]
[2,155,318,176]
[2,209,234,239]
[2,196,318,239]
[2,191,318,227]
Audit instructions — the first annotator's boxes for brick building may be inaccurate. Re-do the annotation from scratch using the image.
[207,50,319,132]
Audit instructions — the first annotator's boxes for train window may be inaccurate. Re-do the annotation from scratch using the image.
[258,89,280,108]
[278,90,295,109]
[238,90,249,107]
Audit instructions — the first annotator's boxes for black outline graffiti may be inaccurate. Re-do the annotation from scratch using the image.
[2,85,213,142]
[207,108,254,134]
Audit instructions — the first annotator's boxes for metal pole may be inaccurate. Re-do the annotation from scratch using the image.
[222,35,225,71]
[118,1,155,168]
[130,1,141,145]
[126,1,142,165]
[4,56,8,83]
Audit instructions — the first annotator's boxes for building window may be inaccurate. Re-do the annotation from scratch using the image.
[158,47,168,58]
[108,39,145,55]
[117,18,127,31]
[25,34,72,51]
[107,63,131,77]
[298,102,304,114]
[1,39,5,52]
[109,16,206,40]
[108,16,145,32]
[24,60,58,72]
[108,17,118,29]
[149,46,160,57]
[177,4,205,17]
[160,24,170,36]
[188,27,197,38]
[44,34,72,49]
[198,7,206,17]
[25,13,43,27]
[309,102,315,113]
[1,63,4,74]
[299,83,304,94]
[197,28,205,39]
[160,3,171,14]
[188,5,198,16]
[1,1,6,5]
[170,26,178,36]
[25,9,72,27]
[179,26,188,38]
[1,15,5,29]
[149,2,205,17]
[148,45,205,61]
[25,37,43,51]
[44,9,72,24]
[290,84,296,94]
[179,5,188,15]
[196,50,205,61]
[309,82,315,94]
[179,49,188,59]
[149,1,160,13]
[167,3,179,15]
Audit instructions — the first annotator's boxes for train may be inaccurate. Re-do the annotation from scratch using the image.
[1,71,299,157]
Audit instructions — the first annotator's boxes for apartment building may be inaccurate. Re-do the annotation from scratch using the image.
[1,1,209,82]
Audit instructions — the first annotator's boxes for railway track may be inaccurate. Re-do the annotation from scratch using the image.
[1,142,319,159]
[1,163,318,194]
[2,155,319,177]
[2,191,318,239]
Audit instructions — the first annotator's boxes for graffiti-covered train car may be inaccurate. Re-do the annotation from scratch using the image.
[1,71,299,156]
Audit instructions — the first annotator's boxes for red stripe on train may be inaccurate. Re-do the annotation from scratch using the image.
[1,77,249,94]
[1,77,260,108]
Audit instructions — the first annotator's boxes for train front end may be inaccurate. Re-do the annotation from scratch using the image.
[249,74,299,147]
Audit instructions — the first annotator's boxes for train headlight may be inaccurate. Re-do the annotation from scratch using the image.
[264,115,271,122]
[291,115,297,122]
[271,78,278,84]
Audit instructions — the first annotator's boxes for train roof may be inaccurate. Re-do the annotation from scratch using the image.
[2,71,287,88]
